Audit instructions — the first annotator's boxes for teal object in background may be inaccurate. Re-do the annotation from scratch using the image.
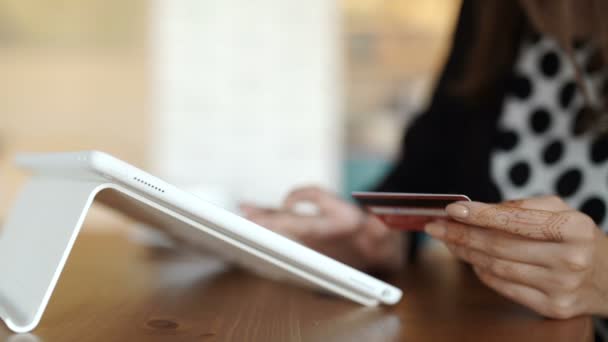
[342,156,392,201]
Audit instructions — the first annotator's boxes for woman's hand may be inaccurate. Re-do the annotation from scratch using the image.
[425,196,608,319]
[240,186,405,271]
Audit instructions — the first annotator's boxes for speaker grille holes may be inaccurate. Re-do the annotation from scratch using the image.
[133,177,165,193]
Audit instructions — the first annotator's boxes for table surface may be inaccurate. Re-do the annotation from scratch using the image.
[0,219,594,341]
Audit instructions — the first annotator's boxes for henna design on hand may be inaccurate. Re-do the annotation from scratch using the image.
[502,199,526,208]
[473,205,567,242]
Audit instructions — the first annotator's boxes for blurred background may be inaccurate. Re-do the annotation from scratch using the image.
[0,0,460,218]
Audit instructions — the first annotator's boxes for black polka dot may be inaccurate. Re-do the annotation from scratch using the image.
[590,134,608,164]
[542,140,564,165]
[539,51,560,78]
[494,130,519,151]
[509,161,531,187]
[555,168,583,197]
[559,81,577,109]
[508,74,533,100]
[572,106,593,136]
[580,197,606,225]
[529,108,552,134]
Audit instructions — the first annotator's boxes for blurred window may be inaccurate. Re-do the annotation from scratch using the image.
[342,0,461,194]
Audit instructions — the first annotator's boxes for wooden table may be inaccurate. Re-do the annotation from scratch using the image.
[0,220,593,341]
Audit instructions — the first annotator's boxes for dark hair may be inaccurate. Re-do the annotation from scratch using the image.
[456,0,608,132]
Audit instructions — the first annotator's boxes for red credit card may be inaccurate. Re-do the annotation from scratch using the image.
[352,192,471,231]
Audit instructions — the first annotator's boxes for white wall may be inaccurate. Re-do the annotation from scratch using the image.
[150,0,342,209]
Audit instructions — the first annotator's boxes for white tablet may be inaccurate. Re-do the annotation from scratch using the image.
[16,151,402,306]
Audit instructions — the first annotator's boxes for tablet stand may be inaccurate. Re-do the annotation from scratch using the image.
[0,176,379,333]
[0,177,187,333]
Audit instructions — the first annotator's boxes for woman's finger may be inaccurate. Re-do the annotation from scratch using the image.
[427,220,564,268]
[446,243,576,294]
[445,201,593,242]
[473,265,549,314]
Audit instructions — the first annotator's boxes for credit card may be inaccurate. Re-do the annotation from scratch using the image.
[352,192,471,231]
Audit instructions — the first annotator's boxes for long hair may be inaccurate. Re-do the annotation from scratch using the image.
[457,0,608,132]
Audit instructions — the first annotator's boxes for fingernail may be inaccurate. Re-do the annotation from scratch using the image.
[425,223,446,238]
[446,203,470,218]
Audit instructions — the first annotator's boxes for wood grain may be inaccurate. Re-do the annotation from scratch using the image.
[0,223,593,341]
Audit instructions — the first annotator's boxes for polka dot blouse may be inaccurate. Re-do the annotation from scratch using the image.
[491,35,608,230]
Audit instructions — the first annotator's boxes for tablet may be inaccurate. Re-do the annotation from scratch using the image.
[16,151,402,306]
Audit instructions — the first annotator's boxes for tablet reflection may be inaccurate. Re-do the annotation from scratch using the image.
[7,333,42,342]
[305,308,401,341]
